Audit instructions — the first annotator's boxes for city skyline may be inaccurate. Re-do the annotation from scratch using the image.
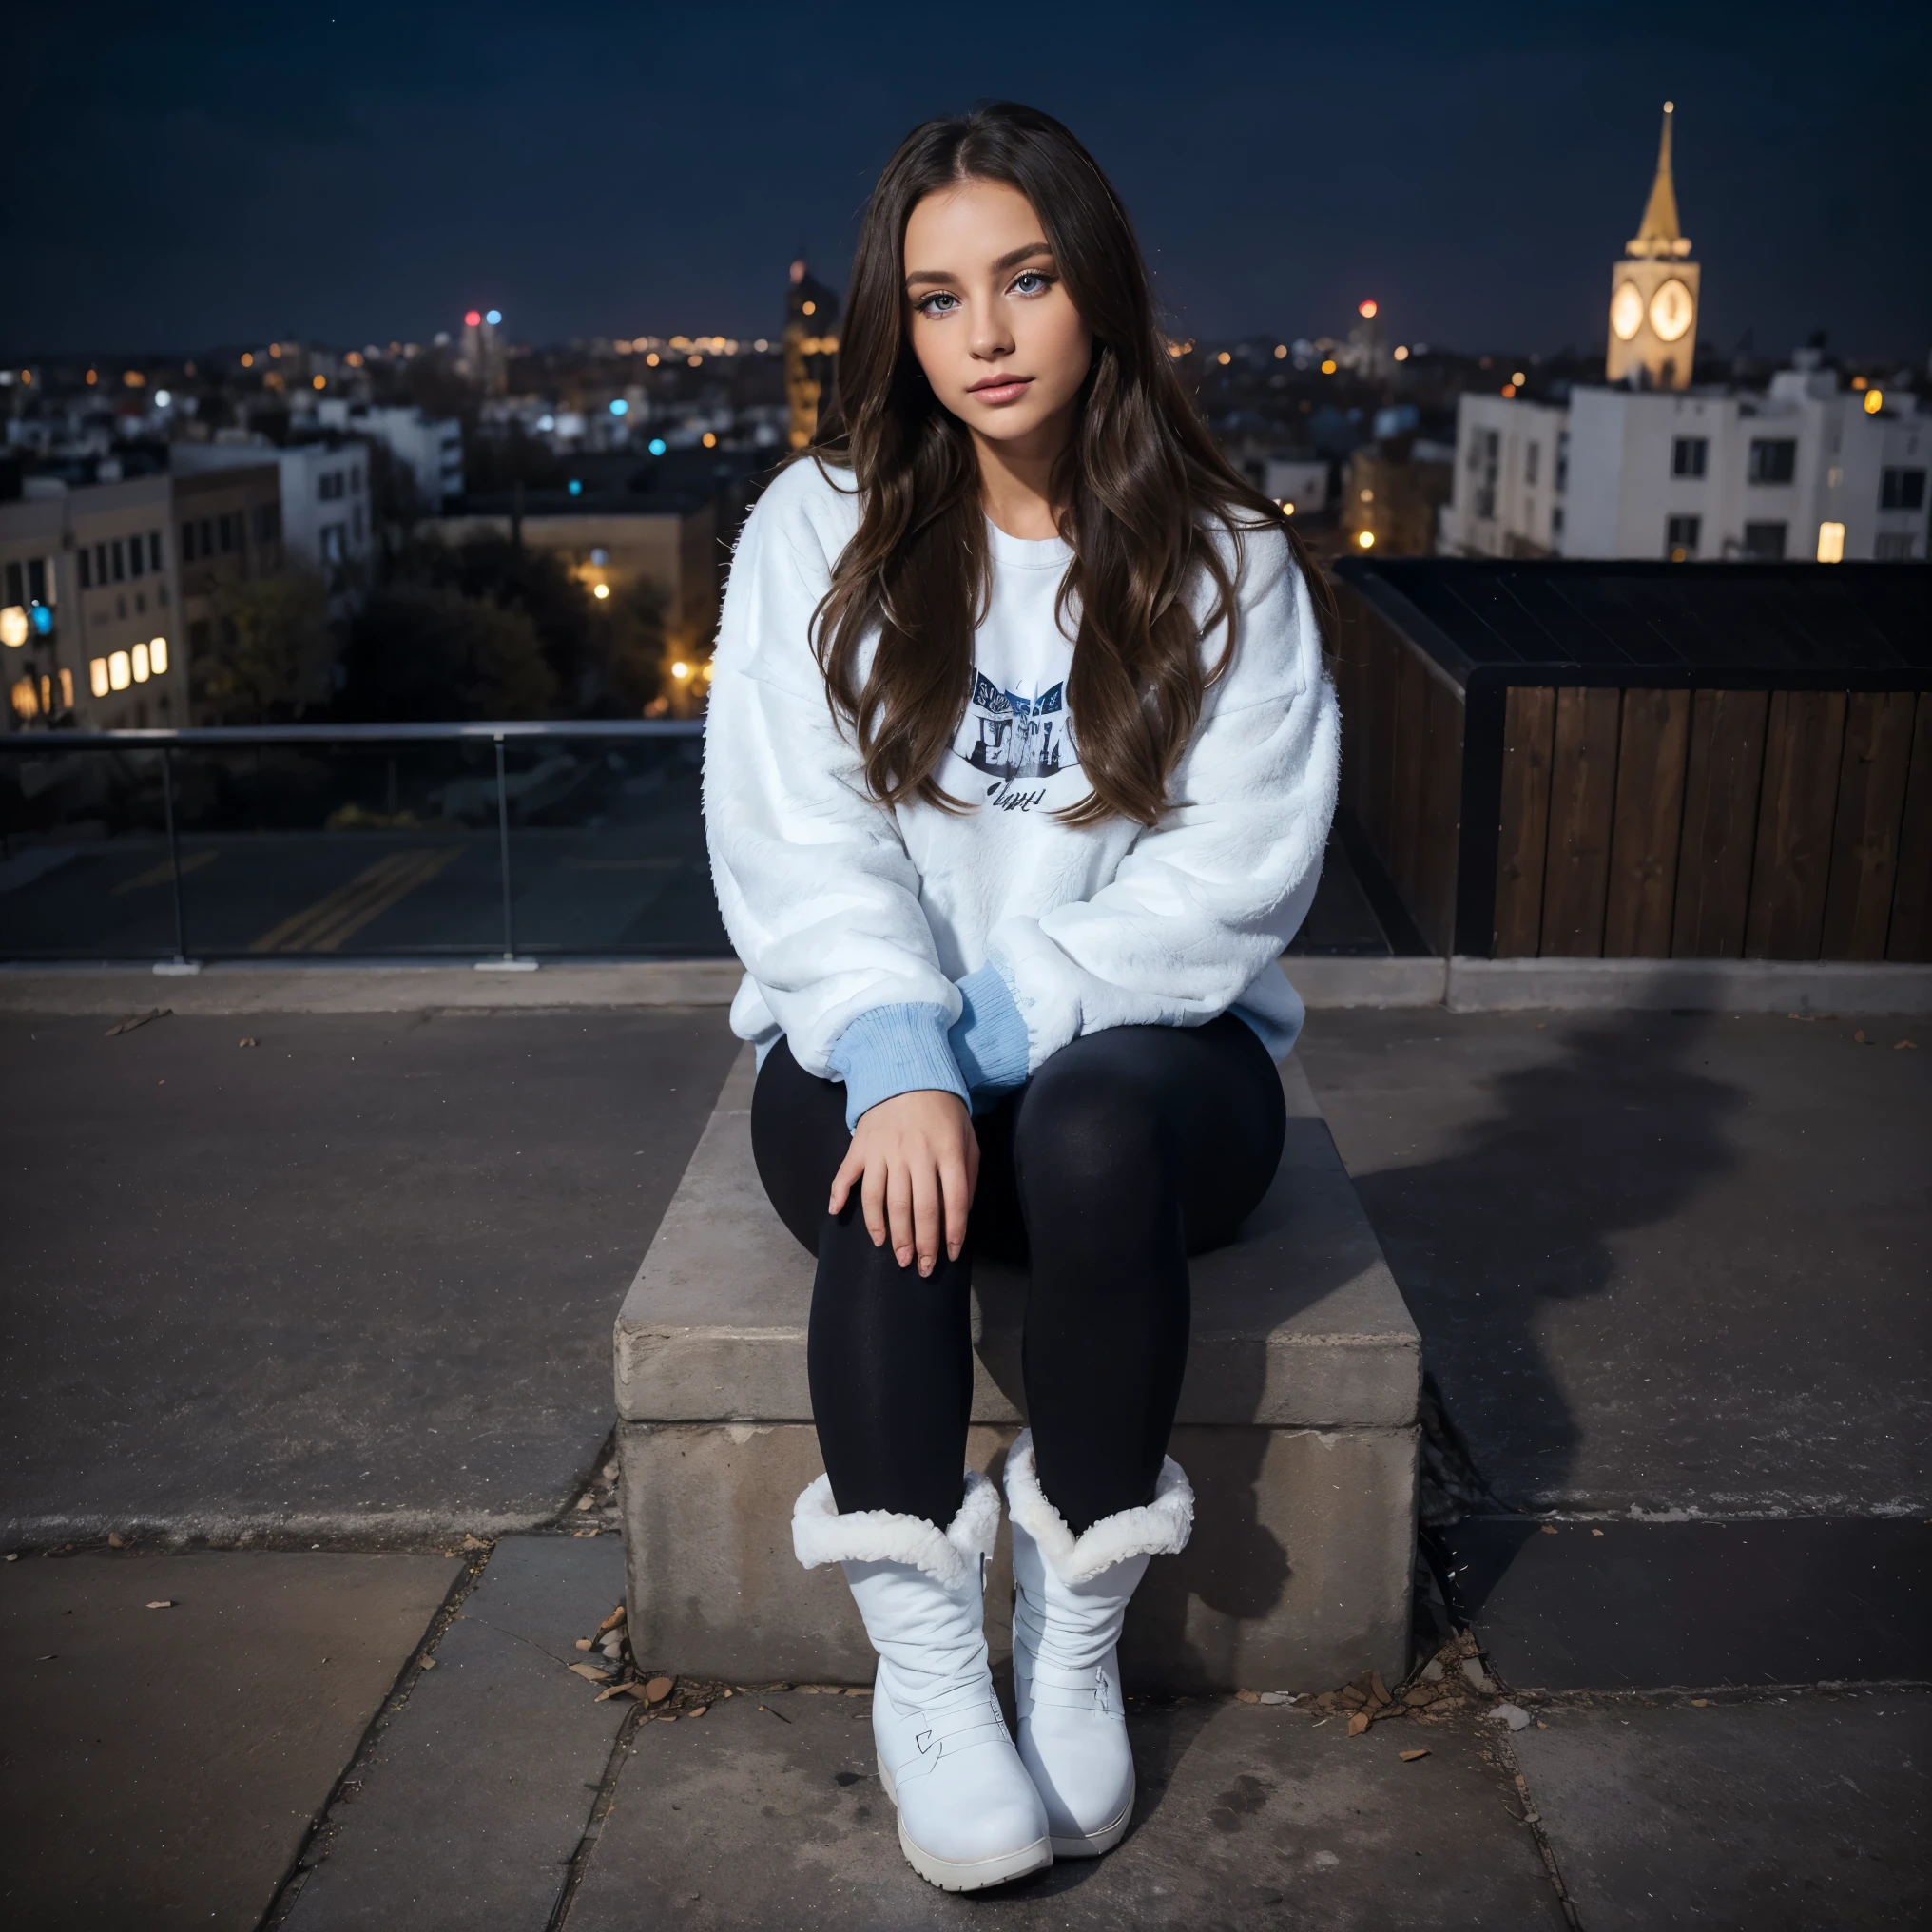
[8,1,1928,362]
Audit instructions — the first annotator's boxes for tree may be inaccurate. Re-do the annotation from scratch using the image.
[196,572,336,724]
[596,576,667,716]
[340,586,556,721]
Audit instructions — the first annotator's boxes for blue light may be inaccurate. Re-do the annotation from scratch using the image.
[568,478,583,496]
[647,437,667,456]
[609,398,628,417]
[485,309,502,326]
[30,605,52,635]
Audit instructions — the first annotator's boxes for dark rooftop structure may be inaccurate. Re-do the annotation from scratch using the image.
[1327,559,1932,961]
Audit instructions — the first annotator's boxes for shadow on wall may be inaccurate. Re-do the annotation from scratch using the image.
[1337,997,1746,1514]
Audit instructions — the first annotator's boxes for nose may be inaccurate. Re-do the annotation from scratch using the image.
[970,303,1015,364]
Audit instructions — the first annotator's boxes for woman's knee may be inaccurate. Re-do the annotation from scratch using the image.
[1013,1051,1170,1208]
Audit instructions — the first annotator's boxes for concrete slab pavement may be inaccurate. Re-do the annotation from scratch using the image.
[566,1690,1568,1930]
[1441,1516,1932,1691]
[1295,1008,1932,1517]
[0,1549,457,1932]
[1514,1691,1932,1929]
[0,1007,740,1546]
[282,1536,628,1932]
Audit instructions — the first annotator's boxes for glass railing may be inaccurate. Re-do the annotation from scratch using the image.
[0,723,727,965]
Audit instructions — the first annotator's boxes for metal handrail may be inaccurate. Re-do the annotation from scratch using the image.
[0,720,704,751]
[0,719,709,971]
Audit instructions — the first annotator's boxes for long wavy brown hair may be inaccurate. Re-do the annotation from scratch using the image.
[808,100,1329,828]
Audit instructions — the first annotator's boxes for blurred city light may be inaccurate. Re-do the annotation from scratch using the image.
[1864,389,1884,415]
[1359,299,1378,319]
[648,438,667,455]
[609,398,628,415]
[485,309,502,325]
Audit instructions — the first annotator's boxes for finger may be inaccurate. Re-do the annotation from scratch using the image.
[828,1144,862,1217]
[912,1160,941,1277]
[941,1153,971,1262]
[860,1158,888,1248]
[965,1124,981,1208]
[886,1159,915,1269]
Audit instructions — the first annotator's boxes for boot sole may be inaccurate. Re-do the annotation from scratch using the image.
[1049,1786,1133,1858]
[878,1755,1054,1892]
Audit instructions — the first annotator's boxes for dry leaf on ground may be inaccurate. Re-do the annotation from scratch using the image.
[239,1037,259,1048]
[1347,1711,1372,1736]
[569,1663,612,1682]
[688,1704,708,1718]
[460,1535,490,1550]
[642,1674,674,1704]
[106,1010,170,1037]
[597,1605,627,1631]
[107,1534,125,1548]
[574,1638,595,1651]
[1400,1748,1430,1762]
[419,1656,436,1670]
[1897,1040,1918,1050]
[145,1599,173,1610]
[1235,1690,1259,1703]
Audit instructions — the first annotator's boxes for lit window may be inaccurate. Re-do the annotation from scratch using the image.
[58,667,72,706]
[10,677,35,719]
[150,636,169,674]
[108,649,132,689]
[1816,521,1845,563]
[89,657,109,697]
[132,643,151,682]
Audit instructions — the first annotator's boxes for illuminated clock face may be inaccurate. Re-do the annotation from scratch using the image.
[1649,279,1694,343]
[1610,280,1644,342]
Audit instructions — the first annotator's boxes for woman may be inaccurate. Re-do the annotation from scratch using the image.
[704,101,1338,1892]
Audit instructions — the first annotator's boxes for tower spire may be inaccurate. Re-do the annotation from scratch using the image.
[1628,102,1687,257]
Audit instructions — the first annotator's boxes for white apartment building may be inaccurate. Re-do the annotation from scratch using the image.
[1439,370,1930,563]
[314,400,464,510]
[174,437,374,602]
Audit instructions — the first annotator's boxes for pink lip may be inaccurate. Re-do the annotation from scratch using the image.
[967,375,1033,401]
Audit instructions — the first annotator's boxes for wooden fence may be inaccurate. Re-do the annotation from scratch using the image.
[1330,577,1932,962]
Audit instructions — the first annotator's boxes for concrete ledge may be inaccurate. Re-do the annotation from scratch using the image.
[1445,955,1932,1015]
[0,958,744,1014]
[622,1420,1417,1694]
[612,1054,1420,1431]
[1282,955,1448,1008]
[615,1047,1421,1691]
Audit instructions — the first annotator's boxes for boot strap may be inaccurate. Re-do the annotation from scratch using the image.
[1016,1653,1116,1712]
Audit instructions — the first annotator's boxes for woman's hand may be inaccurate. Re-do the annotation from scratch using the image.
[829,1089,979,1277]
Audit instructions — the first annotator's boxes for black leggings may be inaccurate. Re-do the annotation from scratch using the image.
[751,1014,1286,1536]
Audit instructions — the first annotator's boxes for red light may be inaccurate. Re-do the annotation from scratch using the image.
[1358,299,1379,319]
[464,310,482,328]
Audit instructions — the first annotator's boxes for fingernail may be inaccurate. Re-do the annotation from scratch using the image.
[919,1261,932,1278]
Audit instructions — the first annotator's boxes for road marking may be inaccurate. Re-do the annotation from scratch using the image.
[113,850,218,896]
[250,847,464,954]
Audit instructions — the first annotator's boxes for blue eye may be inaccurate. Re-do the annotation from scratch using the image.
[1012,270,1052,296]
[916,291,959,317]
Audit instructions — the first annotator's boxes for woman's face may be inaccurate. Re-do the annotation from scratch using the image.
[902,179,1092,448]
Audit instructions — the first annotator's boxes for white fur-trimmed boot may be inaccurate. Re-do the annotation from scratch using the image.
[793,1468,1052,1892]
[1003,1429,1194,1856]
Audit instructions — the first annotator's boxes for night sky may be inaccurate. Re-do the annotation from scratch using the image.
[10,0,1927,363]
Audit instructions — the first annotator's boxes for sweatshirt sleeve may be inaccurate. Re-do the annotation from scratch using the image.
[985,529,1340,1072]
[704,465,968,1129]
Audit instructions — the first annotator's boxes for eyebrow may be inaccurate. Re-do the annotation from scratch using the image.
[903,242,1054,290]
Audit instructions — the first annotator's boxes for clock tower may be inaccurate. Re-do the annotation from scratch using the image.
[1606,103,1700,391]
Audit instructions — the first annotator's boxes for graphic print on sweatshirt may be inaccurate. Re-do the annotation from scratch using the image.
[950,669,1083,812]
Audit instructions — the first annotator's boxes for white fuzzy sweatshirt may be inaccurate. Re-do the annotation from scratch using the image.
[703,456,1341,1128]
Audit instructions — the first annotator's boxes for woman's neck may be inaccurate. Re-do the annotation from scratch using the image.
[972,402,1075,541]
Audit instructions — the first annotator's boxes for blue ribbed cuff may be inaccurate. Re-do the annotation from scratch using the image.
[948,963,1032,1105]
[826,1002,970,1131]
